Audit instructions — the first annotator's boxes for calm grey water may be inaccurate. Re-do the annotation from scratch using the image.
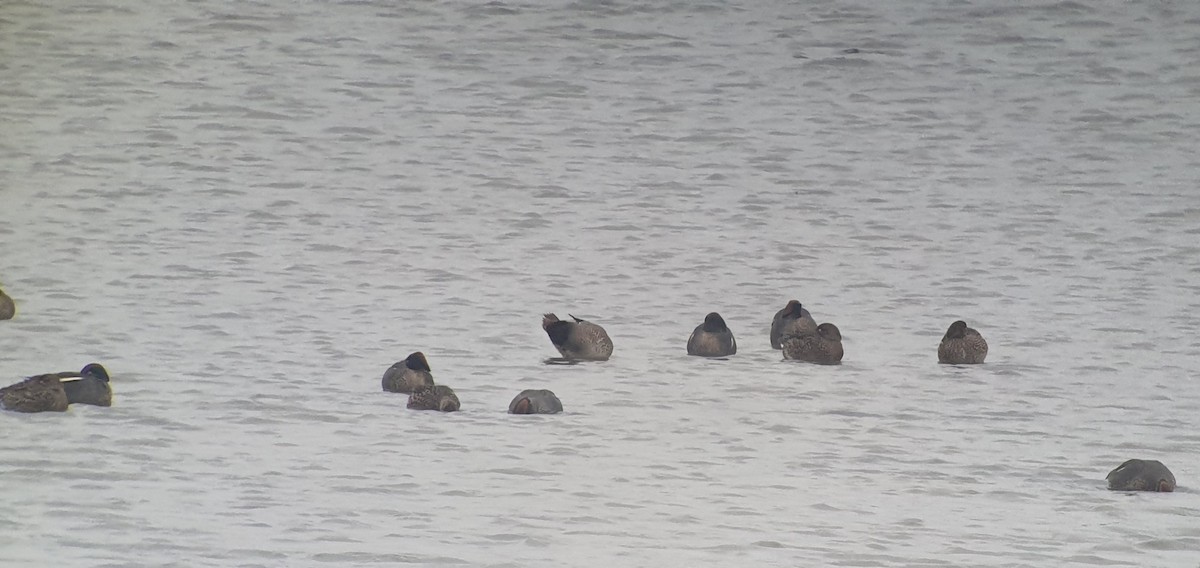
[2,0,1199,566]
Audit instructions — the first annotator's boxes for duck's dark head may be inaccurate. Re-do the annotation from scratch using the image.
[406,352,431,372]
[511,397,533,414]
[817,323,842,341]
[702,312,728,332]
[945,320,968,339]
[80,363,110,383]
[543,316,573,346]
[782,300,804,318]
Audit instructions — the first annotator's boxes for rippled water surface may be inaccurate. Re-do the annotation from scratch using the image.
[3,1,1199,566]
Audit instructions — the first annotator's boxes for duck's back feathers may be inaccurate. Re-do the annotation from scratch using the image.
[0,374,69,413]
[508,389,563,414]
[407,385,460,412]
[382,352,435,393]
[1106,459,1176,492]
[938,321,988,364]
[781,323,843,365]
[542,313,613,361]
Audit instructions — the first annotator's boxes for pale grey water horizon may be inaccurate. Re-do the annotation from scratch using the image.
[2,0,1199,566]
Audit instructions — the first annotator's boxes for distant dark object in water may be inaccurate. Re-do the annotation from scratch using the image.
[0,287,14,320]
[0,374,69,413]
[508,389,563,414]
[542,313,613,361]
[1106,459,1176,492]
[770,300,816,349]
[687,312,736,357]
[938,320,988,364]
[407,385,460,412]
[382,352,435,393]
[781,323,844,365]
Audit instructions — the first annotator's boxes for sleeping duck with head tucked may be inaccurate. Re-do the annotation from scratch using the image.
[781,323,844,365]
[687,312,737,357]
[382,352,435,393]
[1,363,112,412]
[938,320,988,364]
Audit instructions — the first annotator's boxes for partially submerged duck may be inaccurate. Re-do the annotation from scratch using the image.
[509,389,563,414]
[0,287,14,320]
[382,352,435,393]
[687,312,737,357]
[1106,459,1176,492]
[938,320,988,364]
[770,300,816,349]
[407,385,460,412]
[781,323,844,365]
[1,374,69,413]
[542,313,613,361]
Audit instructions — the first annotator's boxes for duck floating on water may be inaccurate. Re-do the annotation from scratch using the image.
[1106,459,1176,492]
[770,300,816,349]
[938,320,988,364]
[687,312,736,357]
[407,385,460,412]
[382,352,435,393]
[781,323,844,365]
[542,313,613,361]
[509,389,563,414]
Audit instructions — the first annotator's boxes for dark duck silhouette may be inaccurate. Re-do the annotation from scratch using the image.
[938,320,988,364]
[687,312,737,357]
[382,352,435,393]
[1106,459,1176,492]
[770,300,816,349]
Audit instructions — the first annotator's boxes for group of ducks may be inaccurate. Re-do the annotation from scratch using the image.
[0,288,1177,492]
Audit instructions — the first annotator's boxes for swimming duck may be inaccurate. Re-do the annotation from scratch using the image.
[0,287,14,320]
[542,313,613,361]
[1106,459,1176,492]
[0,374,69,413]
[54,363,113,406]
[382,352,435,393]
[781,323,844,365]
[508,389,563,414]
[770,300,816,349]
[938,320,988,364]
[407,385,460,412]
[687,312,737,357]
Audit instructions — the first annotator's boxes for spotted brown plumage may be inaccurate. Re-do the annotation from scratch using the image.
[1106,459,1176,492]
[781,323,844,365]
[687,312,737,357]
[770,300,816,349]
[542,313,613,361]
[407,385,460,412]
[382,352,435,393]
[938,320,988,364]
[1,374,69,413]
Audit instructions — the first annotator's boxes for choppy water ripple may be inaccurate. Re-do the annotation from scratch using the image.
[2,0,1199,566]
